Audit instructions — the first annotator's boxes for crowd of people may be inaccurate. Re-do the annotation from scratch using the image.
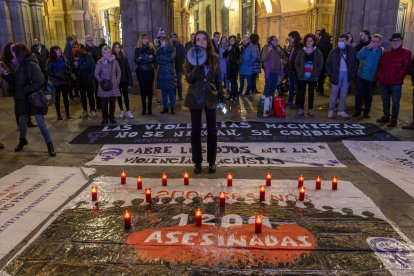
[1,27,414,157]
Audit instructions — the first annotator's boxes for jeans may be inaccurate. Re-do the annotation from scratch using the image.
[298,80,317,110]
[117,82,130,111]
[176,71,183,99]
[221,73,230,91]
[19,114,52,143]
[239,74,252,95]
[263,72,278,98]
[190,107,217,165]
[355,77,375,115]
[287,70,298,105]
[162,88,175,109]
[381,84,402,119]
[329,71,349,112]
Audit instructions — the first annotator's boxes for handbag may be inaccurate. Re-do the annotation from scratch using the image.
[28,67,56,108]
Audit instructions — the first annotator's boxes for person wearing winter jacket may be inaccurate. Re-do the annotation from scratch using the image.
[94,46,121,125]
[170,33,186,101]
[376,33,412,127]
[135,33,156,115]
[112,42,133,119]
[316,29,333,96]
[223,35,241,101]
[31,37,49,77]
[287,31,303,108]
[218,36,230,93]
[295,33,324,116]
[2,43,56,157]
[155,36,177,114]
[239,35,258,97]
[46,46,71,120]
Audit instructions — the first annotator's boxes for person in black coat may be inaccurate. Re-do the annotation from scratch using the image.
[287,31,303,108]
[135,33,156,115]
[31,36,49,77]
[84,35,102,111]
[185,30,224,174]
[64,36,80,100]
[211,32,220,55]
[2,43,55,156]
[171,33,186,101]
[223,35,241,100]
[316,29,332,96]
[112,42,133,119]
[155,36,177,114]
[185,33,195,53]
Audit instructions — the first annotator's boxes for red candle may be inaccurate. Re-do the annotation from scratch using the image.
[332,176,338,190]
[145,188,152,203]
[259,185,265,201]
[299,186,305,201]
[123,210,131,229]
[219,192,225,207]
[183,172,189,185]
[195,208,202,226]
[121,170,127,184]
[136,176,142,190]
[266,172,272,186]
[91,185,98,201]
[315,176,321,190]
[255,215,262,234]
[162,172,168,186]
[298,174,304,188]
[227,173,233,186]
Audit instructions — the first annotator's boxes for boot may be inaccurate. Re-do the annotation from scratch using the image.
[170,108,175,115]
[15,138,28,152]
[47,142,56,157]
[161,108,168,114]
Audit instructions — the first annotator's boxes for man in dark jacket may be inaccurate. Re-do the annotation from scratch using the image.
[316,29,332,96]
[31,36,49,76]
[326,34,357,118]
[402,57,414,129]
[171,33,186,101]
[185,33,195,53]
[287,31,303,108]
[84,35,101,110]
[355,30,371,53]
[212,32,220,55]
[64,35,80,100]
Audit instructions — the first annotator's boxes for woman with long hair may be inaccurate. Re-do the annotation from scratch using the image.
[134,33,155,115]
[218,36,229,93]
[2,43,56,156]
[46,45,71,120]
[184,30,224,174]
[155,36,177,114]
[112,42,133,119]
[223,35,241,101]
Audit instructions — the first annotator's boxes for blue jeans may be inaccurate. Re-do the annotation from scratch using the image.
[329,71,349,113]
[19,114,52,143]
[221,73,230,90]
[239,74,252,95]
[263,72,278,98]
[162,88,176,109]
[287,70,298,105]
[176,71,183,99]
[381,84,402,119]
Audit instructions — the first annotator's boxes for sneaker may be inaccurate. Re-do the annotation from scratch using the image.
[308,109,315,116]
[80,111,88,118]
[337,111,349,118]
[328,111,334,118]
[376,116,390,123]
[387,119,397,127]
[297,109,304,116]
[402,122,414,129]
[126,111,134,119]
[119,110,124,119]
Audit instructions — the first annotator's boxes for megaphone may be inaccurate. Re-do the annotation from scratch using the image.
[186,45,207,66]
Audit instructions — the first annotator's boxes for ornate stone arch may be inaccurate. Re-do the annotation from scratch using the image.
[256,0,282,46]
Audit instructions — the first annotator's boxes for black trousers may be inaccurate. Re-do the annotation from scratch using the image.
[117,82,130,111]
[297,80,316,110]
[355,77,374,115]
[80,89,96,112]
[54,84,70,117]
[94,79,102,110]
[137,70,154,113]
[190,107,217,165]
[101,97,116,121]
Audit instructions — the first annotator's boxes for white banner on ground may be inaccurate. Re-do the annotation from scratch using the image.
[0,165,96,261]
[343,141,414,199]
[86,143,345,168]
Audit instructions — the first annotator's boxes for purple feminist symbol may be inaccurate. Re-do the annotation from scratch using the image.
[87,132,109,143]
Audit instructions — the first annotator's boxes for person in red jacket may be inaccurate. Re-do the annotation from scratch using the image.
[376,33,412,127]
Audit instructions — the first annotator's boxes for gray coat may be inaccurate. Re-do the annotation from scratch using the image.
[325,46,357,85]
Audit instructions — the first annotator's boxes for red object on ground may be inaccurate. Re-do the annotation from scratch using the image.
[273,96,286,117]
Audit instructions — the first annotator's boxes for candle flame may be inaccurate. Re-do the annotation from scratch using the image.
[162,172,167,179]
[137,176,142,181]
[227,173,233,179]
[300,186,305,193]
[124,210,130,219]
[184,172,188,178]
[266,172,271,179]
[195,208,202,216]
[260,185,265,192]
[145,188,151,194]
[121,170,126,177]
[91,186,97,192]
[332,176,338,182]
[256,215,262,223]
[299,175,304,180]
[219,192,225,198]
[316,176,321,181]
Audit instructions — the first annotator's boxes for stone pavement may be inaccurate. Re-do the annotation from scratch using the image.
[0,75,413,273]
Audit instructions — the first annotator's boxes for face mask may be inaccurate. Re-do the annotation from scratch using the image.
[338,42,346,49]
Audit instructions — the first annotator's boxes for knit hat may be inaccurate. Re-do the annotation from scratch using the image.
[158,27,166,38]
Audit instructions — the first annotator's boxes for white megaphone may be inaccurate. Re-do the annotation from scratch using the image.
[186,45,207,66]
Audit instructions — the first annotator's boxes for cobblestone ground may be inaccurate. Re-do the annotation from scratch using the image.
[0,75,413,274]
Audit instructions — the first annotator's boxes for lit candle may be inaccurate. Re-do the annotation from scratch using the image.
[227,172,233,186]
[183,172,189,185]
[332,176,338,190]
[266,172,272,186]
[219,192,225,207]
[315,176,321,190]
[195,208,202,226]
[136,176,142,190]
[145,188,152,203]
[255,215,262,234]
[298,174,304,188]
[162,172,168,186]
[299,186,305,201]
[123,210,131,229]
[91,185,98,201]
[121,170,127,184]
[259,185,265,201]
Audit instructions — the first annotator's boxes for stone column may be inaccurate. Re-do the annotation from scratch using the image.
[7,0,26,43]
[29,0,47,44]
[0,1,14,47]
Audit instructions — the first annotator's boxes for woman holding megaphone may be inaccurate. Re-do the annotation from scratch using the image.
[184,30,224,174]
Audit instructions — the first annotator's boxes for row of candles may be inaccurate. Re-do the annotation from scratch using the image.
[92,171,341,233]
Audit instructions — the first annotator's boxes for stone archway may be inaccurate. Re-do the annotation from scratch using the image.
[256,0,282,46]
